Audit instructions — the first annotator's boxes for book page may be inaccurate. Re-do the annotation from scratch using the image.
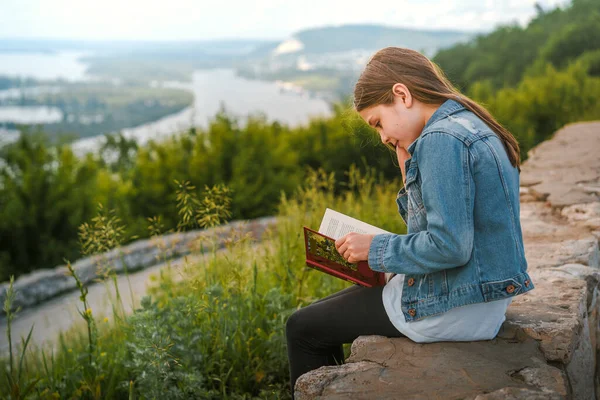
[318,208,392,240]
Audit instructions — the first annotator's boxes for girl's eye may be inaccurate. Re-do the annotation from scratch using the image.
[375,121,381,128]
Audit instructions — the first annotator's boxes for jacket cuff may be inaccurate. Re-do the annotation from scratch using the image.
[368,233,392,273]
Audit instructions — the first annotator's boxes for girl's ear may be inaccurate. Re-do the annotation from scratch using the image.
[392,83,413,108]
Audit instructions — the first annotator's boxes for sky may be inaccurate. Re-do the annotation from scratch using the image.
[0,0,570,41]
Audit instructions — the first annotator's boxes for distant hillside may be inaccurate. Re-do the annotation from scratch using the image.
[248,24,475,58]
[238,24,475,101]
[295,24,473,55]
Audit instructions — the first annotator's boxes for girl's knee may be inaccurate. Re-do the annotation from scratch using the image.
[285,309,302,339]
[285,307,313,341]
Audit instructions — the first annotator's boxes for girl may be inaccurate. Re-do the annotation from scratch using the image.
[285,47,535,398]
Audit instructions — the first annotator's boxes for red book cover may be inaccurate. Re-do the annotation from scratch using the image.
[303,226,387,287]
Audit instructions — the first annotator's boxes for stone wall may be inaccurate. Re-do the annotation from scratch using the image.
[0,216,278,316]
[295,121,600,400]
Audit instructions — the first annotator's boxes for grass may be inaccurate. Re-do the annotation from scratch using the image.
[0,164,406,399]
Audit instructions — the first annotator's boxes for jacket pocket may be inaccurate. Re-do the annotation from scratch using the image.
[481,276,523,301]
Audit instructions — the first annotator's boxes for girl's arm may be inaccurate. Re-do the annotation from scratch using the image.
[368,131,475,275]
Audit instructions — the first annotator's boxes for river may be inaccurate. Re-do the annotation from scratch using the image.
[70,68,332,156]
[0,50,91,81]
[0,51,333,155]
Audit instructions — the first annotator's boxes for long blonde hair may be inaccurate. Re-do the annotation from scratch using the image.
[353,47,521,173]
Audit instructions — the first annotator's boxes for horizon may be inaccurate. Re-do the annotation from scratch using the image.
[0,22,486,43]
[0,0,569,42]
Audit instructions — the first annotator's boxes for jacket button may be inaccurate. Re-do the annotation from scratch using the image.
[506,284,515,294]
[524,280,530,287]
[408,309,416,317]
[407,278,415,286]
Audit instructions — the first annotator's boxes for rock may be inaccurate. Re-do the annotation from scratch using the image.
[520,186,550,203]
[519,121,600,207]
[473,386,566,400]
[295,335,567,399]
[0,216,278,315]
[561,203,600,231]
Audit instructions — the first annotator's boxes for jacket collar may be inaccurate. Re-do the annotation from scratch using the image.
[406,97,465,156]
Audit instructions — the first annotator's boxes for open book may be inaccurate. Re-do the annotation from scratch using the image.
[303,208,396,287]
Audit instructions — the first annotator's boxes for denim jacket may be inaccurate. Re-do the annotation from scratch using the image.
[368,98,535,322]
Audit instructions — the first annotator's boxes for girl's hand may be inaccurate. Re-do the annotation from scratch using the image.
[396,145,411,185]
[335,233,377,263]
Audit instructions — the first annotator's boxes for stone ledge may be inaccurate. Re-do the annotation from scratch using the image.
[295,335,568,400]
[295,122,600,399]
[0,216,278,316]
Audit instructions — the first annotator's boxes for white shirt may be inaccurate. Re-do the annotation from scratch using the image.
[382,274,513,343]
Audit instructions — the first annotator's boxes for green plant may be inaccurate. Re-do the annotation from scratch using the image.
[174,180,233,231]
[2,276,39,400]
[78,202,137,317]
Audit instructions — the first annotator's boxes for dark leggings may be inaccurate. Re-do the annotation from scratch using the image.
[285,283,406,398]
